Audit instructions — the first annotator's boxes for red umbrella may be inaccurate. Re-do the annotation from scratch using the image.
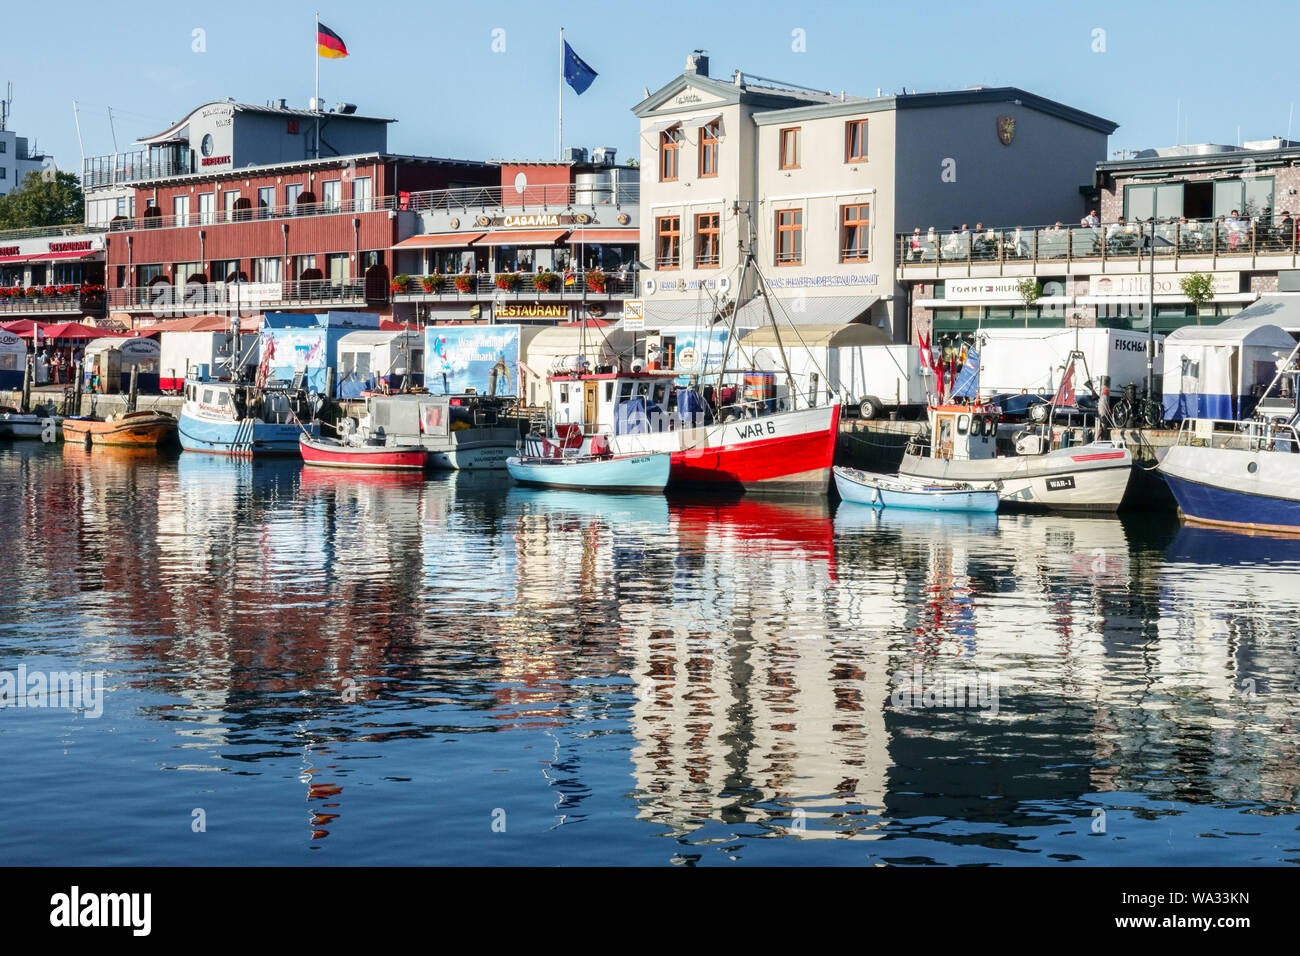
[40,322,123,340]
[1,319,45,336]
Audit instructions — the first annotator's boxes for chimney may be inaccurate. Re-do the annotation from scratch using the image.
[685,51,709,78]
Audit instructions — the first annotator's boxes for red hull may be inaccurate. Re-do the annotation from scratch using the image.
[668,405,840,494]
[299,438,426,471]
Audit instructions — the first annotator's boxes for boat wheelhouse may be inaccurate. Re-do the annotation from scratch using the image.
[352,392,524,470]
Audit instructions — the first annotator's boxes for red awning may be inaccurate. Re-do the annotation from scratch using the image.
[39,322,120,340]
[1,319,45,335]
[565,230,639,244]
[476,230,570,247]
[0,254,33,264]
[392,233,486,250]
[27,250,101,261]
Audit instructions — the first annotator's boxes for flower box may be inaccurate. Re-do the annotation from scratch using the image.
[585,269,607,294]
[454,276,474,294]
[390,274,411,293]
[421,275,444,293]
[532,271,557,292]
[495,272,521,291]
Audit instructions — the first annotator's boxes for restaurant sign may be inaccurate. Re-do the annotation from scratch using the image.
[495,303,570,318]
[494,213,593,229]
[1088,272,1238,297]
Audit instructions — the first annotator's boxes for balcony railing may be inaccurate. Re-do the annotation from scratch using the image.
[406,181,640,212]
[392,271,638,299]
[898,218,1300,272]
[0,289,106,314]
[108,196,397,233]
[107,278,370,311]
[83,151,193,190]
[0,223,107,243]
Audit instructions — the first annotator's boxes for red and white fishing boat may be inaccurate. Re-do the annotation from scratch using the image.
[526,368,839,495]
[299,434,426,471]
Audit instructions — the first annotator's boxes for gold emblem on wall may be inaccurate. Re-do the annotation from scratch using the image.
[997,115,1016,146]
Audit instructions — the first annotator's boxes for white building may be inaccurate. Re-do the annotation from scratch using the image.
[633,53,1117,342]
[0,128,53,198]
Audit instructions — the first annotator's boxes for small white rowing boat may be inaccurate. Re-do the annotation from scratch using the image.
[834,466,999,513]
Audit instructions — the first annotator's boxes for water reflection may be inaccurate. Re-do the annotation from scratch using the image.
[0,442,1296,865]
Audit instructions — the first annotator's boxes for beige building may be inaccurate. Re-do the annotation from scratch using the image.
[633,54,1117,342]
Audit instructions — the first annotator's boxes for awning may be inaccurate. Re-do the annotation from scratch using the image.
[28,250,101,261]
[732,294,881,327]
[1204,293,1300,333]
[565,230,640,244]
[644,118,683,136]
[392,233,485,250]
[916,295,1074,308]
[1076,293,1258,305]
[476,230,570,247]
[0,254,33,264]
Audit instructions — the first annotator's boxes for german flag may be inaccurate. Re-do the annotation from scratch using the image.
[317,22,348,59]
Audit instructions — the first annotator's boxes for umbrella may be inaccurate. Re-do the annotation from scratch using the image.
[40,322,117,340]
[1,319,45,336]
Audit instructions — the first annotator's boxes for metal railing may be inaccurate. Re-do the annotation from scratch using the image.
[899,217,1300,270]
[108,195,396,233]
[0,292,99,314]
[1175,417,1300,452]
[83,151,192,190]
[393,270,637,298]
[107,278,370,311]
[0,223,107,243]
[405,181,640,212]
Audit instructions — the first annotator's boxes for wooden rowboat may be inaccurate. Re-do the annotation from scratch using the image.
[61,410,177,447]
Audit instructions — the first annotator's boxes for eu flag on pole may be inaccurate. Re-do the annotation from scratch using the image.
[563,40,598,94]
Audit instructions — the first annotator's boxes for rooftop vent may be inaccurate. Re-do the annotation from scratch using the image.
[591,146,617,166]
[336,103,358,114]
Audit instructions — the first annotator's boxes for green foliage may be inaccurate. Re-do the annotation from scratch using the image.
[1016,278,1043,309]
[1179,272,1216,312]
[0,170,84,229]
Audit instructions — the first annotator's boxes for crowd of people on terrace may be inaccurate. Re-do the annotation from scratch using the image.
[31,347,85,386]
[907,209,1300,262]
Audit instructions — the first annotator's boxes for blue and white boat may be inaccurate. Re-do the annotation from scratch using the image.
[1158,338,1300,534]
[834,466,999,513]
[178,380,318,457]
[506,451,671,493]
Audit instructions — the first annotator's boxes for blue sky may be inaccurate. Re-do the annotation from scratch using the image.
[6,0,1299,173]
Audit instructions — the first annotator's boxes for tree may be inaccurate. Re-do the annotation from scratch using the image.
[1179,272,1216,323]
[0,170,84,229]
[1016,278,1042,328]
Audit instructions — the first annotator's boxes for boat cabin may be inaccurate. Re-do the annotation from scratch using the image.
[183,380,301,425]
[927,403,1000,461]
[546,370,734,437]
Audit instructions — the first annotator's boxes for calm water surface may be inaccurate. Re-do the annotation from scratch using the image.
[1,440,1298,865]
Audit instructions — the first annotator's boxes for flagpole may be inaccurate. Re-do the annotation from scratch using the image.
[557,27,564,162]
[314,11,320,159]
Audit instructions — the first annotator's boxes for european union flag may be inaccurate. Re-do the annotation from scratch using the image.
[951,347,980,399]
[563,40,598,95]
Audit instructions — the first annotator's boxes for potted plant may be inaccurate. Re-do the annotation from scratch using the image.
[533,270,557,292]
[585,268,607,294]
[495,272,521,291]
[421,275,444,293]
[454,275,474,294]
[390,274,411,294]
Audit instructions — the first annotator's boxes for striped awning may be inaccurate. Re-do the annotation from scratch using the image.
[476,230,570,246]
[392,233,485,249]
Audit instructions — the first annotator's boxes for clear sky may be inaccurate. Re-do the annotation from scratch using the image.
[5,0,1299,173]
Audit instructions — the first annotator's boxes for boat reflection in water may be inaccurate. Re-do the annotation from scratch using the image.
[4,440,1300,865]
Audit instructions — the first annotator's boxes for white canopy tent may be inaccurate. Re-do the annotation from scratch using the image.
[1161,322,1295,421]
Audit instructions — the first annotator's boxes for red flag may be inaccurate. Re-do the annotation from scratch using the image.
[919,332,934,377]
[947,356,957,400]
[1053,362,1076,407]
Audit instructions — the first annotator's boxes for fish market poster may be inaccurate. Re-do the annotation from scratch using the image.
[425,325,520,396]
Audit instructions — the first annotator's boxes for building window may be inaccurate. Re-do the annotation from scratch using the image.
[659,127,681,182]
[258,186,275,218]
[253,257,282,283]
[286,183,303,214]
[696,212,720,268]
[353,176,372,212]
[0,141,6,153]
[841,204,870,262]
[322,180,341,212]
[779,127,801,170]
[775,209,803,265]
[656,215,681,269]
[222,190,239,223]
[326,253,348,283]
[699,122,719,178]
[173,195,190,227]
[0,168,6,180]
[846,119,868,162]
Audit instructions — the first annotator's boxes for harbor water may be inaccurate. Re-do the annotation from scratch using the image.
[1,440,1297,866]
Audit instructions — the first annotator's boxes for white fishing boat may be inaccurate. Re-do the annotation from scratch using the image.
[0,405,59,439]
[834,466,999,512]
